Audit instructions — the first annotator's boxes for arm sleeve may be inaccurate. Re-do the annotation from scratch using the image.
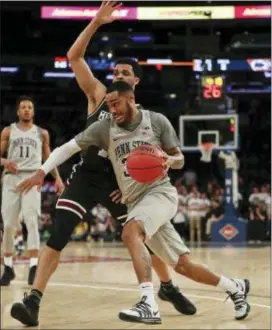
[40,139,81,175]
[40,119,110,176]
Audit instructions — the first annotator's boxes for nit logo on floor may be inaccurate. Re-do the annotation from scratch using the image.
[219,224,239,240]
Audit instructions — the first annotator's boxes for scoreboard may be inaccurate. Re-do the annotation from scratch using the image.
[199,74,226,106]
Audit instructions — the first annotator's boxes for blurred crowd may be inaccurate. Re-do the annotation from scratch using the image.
[173,179,271,244]
[11,174,269,255]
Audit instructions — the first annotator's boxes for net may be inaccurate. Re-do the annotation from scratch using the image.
[198,143,216,163]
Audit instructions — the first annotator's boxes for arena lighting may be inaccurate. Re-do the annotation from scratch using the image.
[0,66,19,72]
[44,72,75,78]
[106,74,114,80]
[130,35,152,43]
[139,61,193,66]
[146,59,172,64]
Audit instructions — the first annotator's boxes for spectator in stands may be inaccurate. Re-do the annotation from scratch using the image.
[206,181,213,197]
[198,192,211,241]
[182,168,197,188]
[187,184,199,201]
[205,199,225,240]
[172,188,188,240]
[187,191,202,243]
[248,187,261,205]
[39,213,53,242]
[248,202,266,243]
[90,204,113,242]
[71,221,89,242]
[265,193,271,240]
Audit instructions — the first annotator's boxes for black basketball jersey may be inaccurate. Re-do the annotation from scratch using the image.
[80,97,112,173]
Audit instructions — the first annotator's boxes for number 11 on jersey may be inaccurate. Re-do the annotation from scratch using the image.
[20,146,30,158]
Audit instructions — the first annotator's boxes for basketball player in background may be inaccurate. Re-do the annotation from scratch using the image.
[0,96,64,286]
[15,82,250,325]
[9,2,196,326]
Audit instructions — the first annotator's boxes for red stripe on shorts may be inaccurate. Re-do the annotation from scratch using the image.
[57,200,86,218]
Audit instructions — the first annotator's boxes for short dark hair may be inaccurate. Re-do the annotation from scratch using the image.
[106,81,134,95]
[114,58,142,79]
[16,95,35,110]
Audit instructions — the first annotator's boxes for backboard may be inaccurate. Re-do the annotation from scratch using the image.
[179,114,239,152]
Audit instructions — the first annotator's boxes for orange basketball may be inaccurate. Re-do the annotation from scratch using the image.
[126,145,165,184]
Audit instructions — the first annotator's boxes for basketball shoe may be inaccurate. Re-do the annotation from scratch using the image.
[10,293,39,326]
[158,285,197,315]
[225,279,251,320]
[0,265,15,286]
[119,295,161,324]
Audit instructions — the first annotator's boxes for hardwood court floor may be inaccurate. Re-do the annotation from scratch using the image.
[1,241,270,329]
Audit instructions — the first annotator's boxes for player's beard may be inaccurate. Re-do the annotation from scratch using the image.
[124,101,134,123]
[117,102,134,127]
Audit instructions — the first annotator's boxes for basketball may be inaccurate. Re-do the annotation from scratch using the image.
[126,145,166,184]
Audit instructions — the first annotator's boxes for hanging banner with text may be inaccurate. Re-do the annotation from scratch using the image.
[137,6,234,20]
[41,6,138,20]
[41,5,271,21]
[41,6,234,20]
[234,5,271,19]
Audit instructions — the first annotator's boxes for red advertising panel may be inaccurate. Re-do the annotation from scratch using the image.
[235,5,271,19]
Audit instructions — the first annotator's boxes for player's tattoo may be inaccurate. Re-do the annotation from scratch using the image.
[141,244,152,282]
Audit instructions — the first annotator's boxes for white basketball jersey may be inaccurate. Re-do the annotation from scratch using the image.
[7,123,43,171]
[108,110,169,205]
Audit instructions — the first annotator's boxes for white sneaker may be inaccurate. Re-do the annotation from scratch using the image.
[119,296,161,324]
[226,279,251,320]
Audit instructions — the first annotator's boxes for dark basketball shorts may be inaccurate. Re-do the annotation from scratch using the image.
[56,164,127,221]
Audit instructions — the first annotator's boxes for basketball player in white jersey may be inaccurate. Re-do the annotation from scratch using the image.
[0,96,64,286]
[17,82,250,324]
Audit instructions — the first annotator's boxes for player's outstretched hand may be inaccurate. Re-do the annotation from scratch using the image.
[110,189,122,204]
[94,1,123,25]
[16,169,45,194]
[1,159,18,174]
[55,177,65,195]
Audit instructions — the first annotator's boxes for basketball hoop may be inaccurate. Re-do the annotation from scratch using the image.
[198,143,216,163]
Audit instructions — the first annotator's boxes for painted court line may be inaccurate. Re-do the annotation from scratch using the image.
[13,280,270,309]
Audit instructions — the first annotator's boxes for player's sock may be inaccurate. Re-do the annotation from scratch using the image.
[4,256,13,268]
[29,289,43,306]
[160,279,175,291]
[217,276,241,294]
[139,282,157,309]
[30,258,38,268]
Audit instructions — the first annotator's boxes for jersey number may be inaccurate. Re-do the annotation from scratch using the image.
[122,158,130,177]
[19,146,30,158]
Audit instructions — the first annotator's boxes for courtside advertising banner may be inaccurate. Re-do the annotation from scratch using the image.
[234,5,271,19]
[41,6,235,20]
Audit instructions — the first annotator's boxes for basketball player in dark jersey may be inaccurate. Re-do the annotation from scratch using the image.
[10,2,195,326]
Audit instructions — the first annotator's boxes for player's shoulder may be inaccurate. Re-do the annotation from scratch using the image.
[1,125,12,136]
[89,116,111,131]
[37,126,48,135]
[147,110,166,119]
[99,116,111,125]
[147,110,169,126]
[35,126,49,141]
